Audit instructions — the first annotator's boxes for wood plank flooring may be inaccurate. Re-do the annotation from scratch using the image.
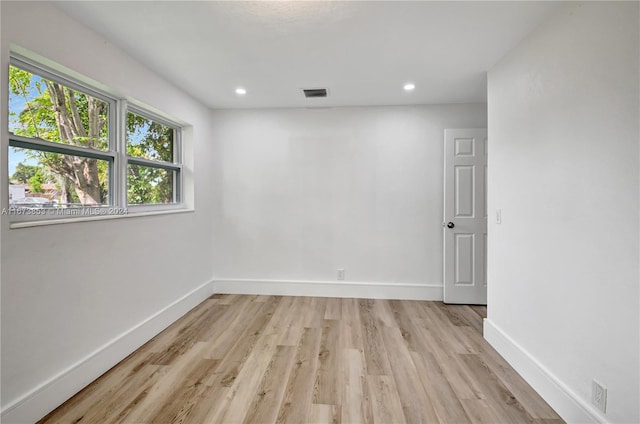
[39,295,564,424]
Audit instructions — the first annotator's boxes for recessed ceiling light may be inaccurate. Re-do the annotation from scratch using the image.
[235,87,247,95]
[403,83,415,91]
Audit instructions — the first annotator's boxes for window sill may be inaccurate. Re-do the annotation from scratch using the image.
[8,207,194,229]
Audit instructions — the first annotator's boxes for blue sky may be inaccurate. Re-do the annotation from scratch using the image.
[9,149,35,176]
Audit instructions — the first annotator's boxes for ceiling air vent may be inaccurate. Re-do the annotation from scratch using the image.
[302,88,328,98]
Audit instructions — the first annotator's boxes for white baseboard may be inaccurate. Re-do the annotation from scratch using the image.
[483,319,606,424]
[213,278,443,301]
[1,280,214,424]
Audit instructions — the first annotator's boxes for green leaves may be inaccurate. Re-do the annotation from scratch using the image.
[27,169,45,194]
[127,164,174,205]
[126,112,174,162]
[10,162,39,184]
[9,66,34,97]
[126,112,175,204]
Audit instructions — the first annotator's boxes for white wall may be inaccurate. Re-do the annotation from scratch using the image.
[1,2,215,422]
[211,105,486,298]
[486,2,639,423]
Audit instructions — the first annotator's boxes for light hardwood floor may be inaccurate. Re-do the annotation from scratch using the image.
[40,295,563,424]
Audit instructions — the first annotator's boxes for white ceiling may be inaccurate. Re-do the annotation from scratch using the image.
[53,1,561,109]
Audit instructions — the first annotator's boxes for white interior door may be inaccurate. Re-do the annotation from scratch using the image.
[443,129,487,304]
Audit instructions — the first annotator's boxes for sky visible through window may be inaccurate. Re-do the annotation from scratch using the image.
[8,72,149,176]
[8,74,39,175]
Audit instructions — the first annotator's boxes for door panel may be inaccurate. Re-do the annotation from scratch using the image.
[455,166,474,217]
[455,233,474,285]
[455,138,475,156]
[444,129,487,304]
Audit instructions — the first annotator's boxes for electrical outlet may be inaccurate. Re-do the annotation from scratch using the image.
[337,269,345,281]
[592,380,607,413]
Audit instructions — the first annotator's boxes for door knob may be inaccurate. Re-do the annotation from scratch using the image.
[446,222,455,229]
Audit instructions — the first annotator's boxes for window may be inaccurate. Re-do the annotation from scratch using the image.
[6,55,183,222]
[126,110,180,205]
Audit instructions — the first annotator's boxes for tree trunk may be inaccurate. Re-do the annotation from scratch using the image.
[45,82,104,204]
[72,157,102,205]
[63,177,74,204]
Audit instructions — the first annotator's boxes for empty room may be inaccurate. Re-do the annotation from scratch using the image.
[1,1,638,423]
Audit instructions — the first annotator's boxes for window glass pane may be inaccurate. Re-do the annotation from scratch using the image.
[127,164,175,205]
[8,147,110,207]
[126,112,174,162]
[9,65,109,151]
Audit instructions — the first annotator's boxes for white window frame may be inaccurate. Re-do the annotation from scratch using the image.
[6,54,185,223]
[123,106,183,212]
[124,103,184,211]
